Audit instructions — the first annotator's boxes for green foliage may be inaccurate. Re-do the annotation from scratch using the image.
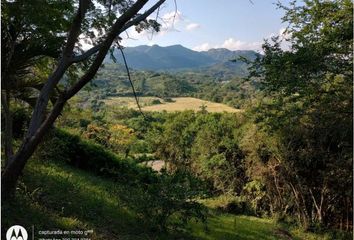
[34,128,207,235]
[83,123,111,147]
[108,124,136,156]
[246,0,353,229]
[2,105,31,139]
[4,156,334,240]
[2,0,75,110]
[190,214,281,240]
[208,195,255,216]
[83,63,259,110]
[156,111,197,170]
[37,128,154,184]
[121,170,207,232]
[152,111,248,195]
[151,99,162,105]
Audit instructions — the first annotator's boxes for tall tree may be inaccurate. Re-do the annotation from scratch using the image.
[249,0,352,228]
[1,0,166,198]
[1,0,73,165]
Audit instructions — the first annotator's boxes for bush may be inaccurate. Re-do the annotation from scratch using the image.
[36,128,207,234]
[6,107,31,139]
[216,197,255,216]
[79,118,91,129]
[163,97,175,103]
[37,128,156,184]
[120,170,207,232]
[151,99,162,105]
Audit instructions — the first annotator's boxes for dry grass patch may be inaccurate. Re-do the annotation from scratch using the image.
[103,96,160,108]
[104,97,242,113]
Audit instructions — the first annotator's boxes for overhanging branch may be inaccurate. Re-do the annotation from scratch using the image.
[27,0,89,137]
[70,0,166,63]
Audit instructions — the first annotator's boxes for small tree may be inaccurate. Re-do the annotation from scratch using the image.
[1,0,167,198]
[108,124,136,157]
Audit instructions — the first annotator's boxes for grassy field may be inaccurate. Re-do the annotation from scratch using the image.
[104,96,160,109]
[104,97,241,113]
[3,157,333,240]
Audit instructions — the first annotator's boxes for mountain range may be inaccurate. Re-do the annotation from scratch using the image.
[105,44,260,75]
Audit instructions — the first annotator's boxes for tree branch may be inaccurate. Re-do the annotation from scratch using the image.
[71,45,101,63]
[120,0,166,32]
[13,0,157,168]
[66,0,165,98]
[1,0,167,198]
[70,0,166,63]
[26,0,89,137]
[63,0,91,58]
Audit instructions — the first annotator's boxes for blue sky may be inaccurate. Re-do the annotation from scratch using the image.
[121,0,290,51]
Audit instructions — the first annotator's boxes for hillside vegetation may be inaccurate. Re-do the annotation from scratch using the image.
[3,129,334,240]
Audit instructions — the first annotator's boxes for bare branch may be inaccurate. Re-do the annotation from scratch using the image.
[120,0,166,32]
[172,0,178,28]
[63,0,91,58]
[124,30,138,40]
[71,45,101,63]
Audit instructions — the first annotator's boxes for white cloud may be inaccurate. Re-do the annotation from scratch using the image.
[193,43,212,51]
[121,9,202,43]
[193,38,262,52]
[160,10,183,33]
[193,27,294,53]
[185,23,200,31]
[162,10,183,22]
[220,38,262,51]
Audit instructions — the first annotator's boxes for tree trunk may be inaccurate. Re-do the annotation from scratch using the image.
[1,91,14,166]
[289,182,309,228]
[2,150,30,198]
[1,98,67,200]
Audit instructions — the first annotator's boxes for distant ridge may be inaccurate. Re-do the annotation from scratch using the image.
[105,44,259,74]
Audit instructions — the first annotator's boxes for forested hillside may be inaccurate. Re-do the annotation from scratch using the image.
[105,44,259,75]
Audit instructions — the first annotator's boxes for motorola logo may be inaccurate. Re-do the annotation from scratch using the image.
[6,225,28,240]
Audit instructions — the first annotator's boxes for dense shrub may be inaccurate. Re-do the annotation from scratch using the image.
[37,128,155,184]
[151,99,162,105]
[215,196,255,216]
[163,97,175,103]
[1,106,31,139]
[120,170,207,232]
[36,128,207,233]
